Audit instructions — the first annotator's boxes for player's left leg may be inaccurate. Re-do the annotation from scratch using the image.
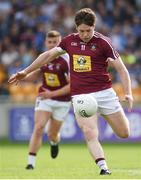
[47,118,63,158]
[102,108,130,138]
[47,100,71,158]
[97,88,130,138]
[95,88,130,174]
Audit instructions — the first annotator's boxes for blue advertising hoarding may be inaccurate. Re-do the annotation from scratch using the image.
[9,107,84,142]
[99,109,141,142]
[9,107,141,142]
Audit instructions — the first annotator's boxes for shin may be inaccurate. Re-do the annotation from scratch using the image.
[76,114,105,160]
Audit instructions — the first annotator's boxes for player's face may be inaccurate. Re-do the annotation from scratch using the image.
[77,24,94,42]
[45,36,61,50]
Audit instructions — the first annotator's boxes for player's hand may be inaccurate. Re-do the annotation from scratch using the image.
[124,94,133,112]
[38,88,53,99]
[8,70,27,85]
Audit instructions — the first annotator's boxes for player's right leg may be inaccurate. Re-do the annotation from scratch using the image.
[75,113,111,175]
[26,110,51,169]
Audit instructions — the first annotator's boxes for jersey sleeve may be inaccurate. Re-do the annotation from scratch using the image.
[57,36,68,53]
[102,38,119,60]
[60,53,69,67]
[59,54,70,78]
[62,59,69,75]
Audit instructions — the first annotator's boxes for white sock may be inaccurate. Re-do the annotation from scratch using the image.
[50,133,60,145]
[50,141,58,146]
[96,158,108,170]
[28,153,36,167]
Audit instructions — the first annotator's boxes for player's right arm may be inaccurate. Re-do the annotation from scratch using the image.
[22,69,41,82]
[8,47,65,84]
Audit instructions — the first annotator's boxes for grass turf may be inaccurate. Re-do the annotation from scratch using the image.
[0,141,141,179]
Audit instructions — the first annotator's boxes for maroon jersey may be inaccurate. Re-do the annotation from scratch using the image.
[57,31,119,96]
[39,54,71,101]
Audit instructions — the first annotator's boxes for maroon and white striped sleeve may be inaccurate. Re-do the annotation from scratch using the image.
[102,36,120,60]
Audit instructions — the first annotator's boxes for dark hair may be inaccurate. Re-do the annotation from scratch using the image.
[75,8,96,27]
[46,30,61,38]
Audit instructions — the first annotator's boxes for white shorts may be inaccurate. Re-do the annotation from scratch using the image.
[72,88,122,115]
[35,97,71,121]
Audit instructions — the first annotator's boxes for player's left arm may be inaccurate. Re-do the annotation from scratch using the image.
[108,57,133,111]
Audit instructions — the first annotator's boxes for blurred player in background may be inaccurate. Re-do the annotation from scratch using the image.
[22,30,71,169]
[9,8,133,175]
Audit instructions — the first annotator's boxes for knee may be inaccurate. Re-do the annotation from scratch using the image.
[81,125,98,142]
[34,124,44,137]
[117,128,130,138]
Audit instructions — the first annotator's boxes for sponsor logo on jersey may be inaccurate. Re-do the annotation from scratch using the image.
[44,73,60,87]
[73,55,91,72]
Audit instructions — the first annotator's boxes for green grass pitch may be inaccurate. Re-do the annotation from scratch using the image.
[0,141,141,179]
